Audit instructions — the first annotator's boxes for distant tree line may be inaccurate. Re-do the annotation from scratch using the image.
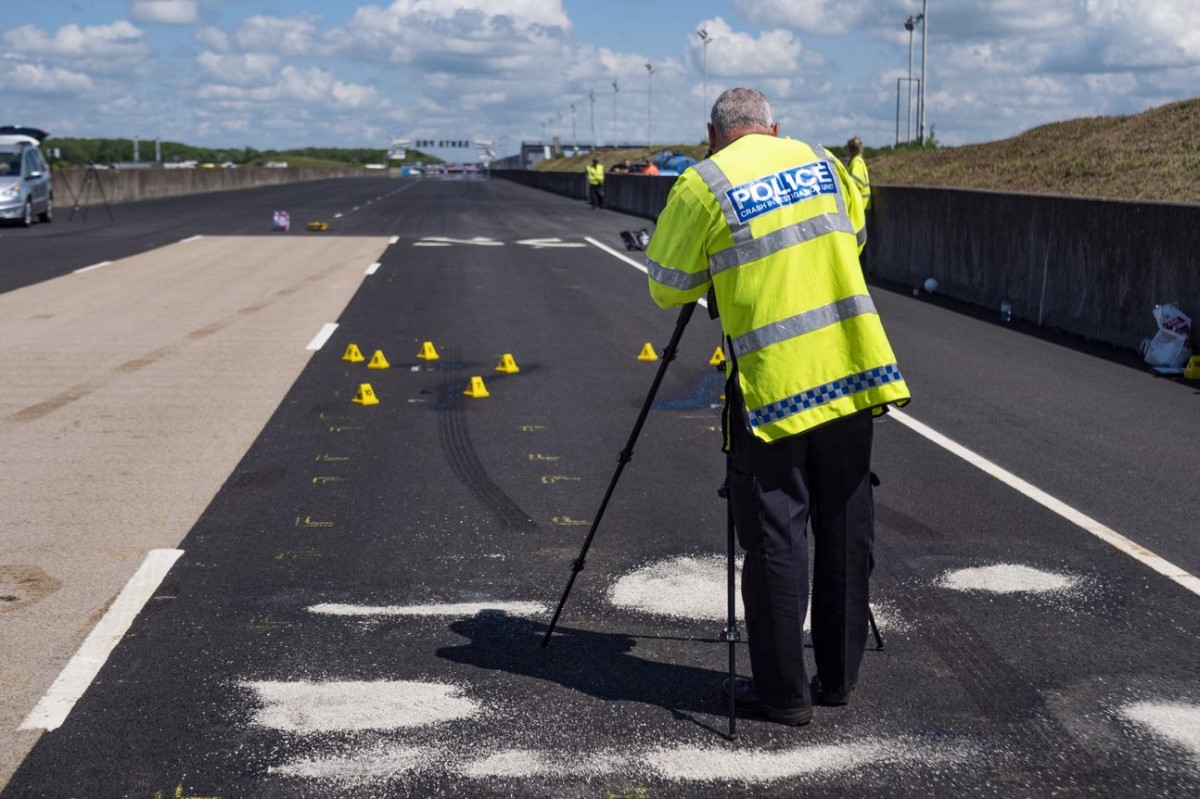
[42,138,442,167]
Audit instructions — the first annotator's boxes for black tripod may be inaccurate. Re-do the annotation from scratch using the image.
[65,162,115,222]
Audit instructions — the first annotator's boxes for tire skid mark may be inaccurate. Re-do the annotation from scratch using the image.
[435,347,536,532]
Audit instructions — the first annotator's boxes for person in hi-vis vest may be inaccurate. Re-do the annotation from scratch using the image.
[646,88,909,726]
[585,157,606,209]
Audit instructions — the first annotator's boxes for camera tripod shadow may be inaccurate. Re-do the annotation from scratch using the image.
[436,611,733,737]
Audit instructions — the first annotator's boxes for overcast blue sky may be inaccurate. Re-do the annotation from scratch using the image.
[3,1,1197,159]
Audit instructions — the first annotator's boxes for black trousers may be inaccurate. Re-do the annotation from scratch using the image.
[588,183,605,208]
[727,405,875,709]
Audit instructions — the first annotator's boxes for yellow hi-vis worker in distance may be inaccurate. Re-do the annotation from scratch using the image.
[586,157,606,210]
[846,135,871,210]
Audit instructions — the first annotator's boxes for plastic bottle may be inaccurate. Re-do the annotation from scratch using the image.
[1000,299,1013,323]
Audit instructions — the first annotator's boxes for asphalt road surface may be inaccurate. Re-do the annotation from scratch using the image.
[1,176,1197,798]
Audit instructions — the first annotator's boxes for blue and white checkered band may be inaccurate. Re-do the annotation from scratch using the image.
[725,160,839,224]
[749,364,904,427]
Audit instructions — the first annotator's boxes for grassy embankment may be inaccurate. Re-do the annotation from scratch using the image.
[535,97,1200,205]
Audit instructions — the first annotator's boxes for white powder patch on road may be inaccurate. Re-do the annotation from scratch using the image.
[609,556,743,622]
[645,739,949,783]
[938,564,1078,594]
[308,601,546,618]
[460,749,624,778]
[1121,701,1200,763]
[244,680,479,732]
[270,744,431,783]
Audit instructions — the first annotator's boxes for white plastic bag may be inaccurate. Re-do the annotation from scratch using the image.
[1142,303,1192,368]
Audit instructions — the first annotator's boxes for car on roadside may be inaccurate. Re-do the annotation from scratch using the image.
[0,126,53,226]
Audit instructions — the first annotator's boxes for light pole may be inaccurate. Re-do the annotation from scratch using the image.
[697,28,713,130]
[919,0,929,145]
[612,80,619,147]
[588,89,597,151]
[645,62,656,151]
[904,15,919,142]
[570,103,577,153]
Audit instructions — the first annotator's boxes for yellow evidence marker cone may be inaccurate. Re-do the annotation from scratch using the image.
[368,350,390,369]
[352,383,379,406]
[1184,355,1200,380]
[417,341,440,360]
[495,353,520,374]
[709,346,726,367]
[637,342,659,362]
[464,376,490,398]
[342,343,365,363]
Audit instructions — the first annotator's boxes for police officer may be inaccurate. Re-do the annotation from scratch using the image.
[645,88,909,725]
[586,157,606,209]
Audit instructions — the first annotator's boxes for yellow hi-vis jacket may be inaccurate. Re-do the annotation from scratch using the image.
[646,134,909,442]
[849,153,871,208]
[586,163,605,185]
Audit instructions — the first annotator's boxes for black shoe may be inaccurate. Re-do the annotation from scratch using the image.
[721,677,813,726]
[811,676,854,706]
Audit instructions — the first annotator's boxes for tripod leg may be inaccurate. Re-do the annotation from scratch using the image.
[541,302,697,648]
[723,481,738,739]
[868,605,885,650]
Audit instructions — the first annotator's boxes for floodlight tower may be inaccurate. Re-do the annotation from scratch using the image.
[697,27,714,129]
[645,62,656,151]
[612,80,619,147]
[588,89,597,151]
[919,0,929,145]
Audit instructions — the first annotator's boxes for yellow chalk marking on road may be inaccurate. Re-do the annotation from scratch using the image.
[274,548,322,560]
[637,342,658,362]
[155,785,222,799]
[318,412,350,421]
[342,343,365,363]
[316,453,350,462]
[541,475,581,485]
[295,516,334,528]
[463,376,490,398]
[495,353,520,373]
[520,425,546,432]
[249,614,291,629]
[312,476,344,484]
[417,340,440,360]
[328,426,364,433]
[529,453,560,461]
[368,350,390,369]
[552,516,590,526]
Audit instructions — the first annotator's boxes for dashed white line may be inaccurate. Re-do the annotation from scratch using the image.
[305,323,339,351]
[179,234,203,243]
[334,213,344,219]
[21,549,184,731]
[365,262,381,275]
[73,261,113,274]
[585,235,1198,599]
[890,408,1200,598]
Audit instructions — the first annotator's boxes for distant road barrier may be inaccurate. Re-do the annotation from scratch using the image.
[491,169,1200,351]
[52,166,377,207]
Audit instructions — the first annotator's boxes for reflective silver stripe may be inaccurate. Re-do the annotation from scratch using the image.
[733,294,877,358]
[692,158,754,244]
[708,212,854,276]
[646,255,710,291]
[856,226,868,247]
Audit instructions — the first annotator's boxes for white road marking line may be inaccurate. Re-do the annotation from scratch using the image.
[334,213,344,219]
[516,237,588,249]
[20,549,184,731]
[308,601,546,617]
[890,408,1200,597]
[179,235,203,243]
[244,680,479,732]
[73,261,113,274]
[389,236,400,244]
[586,236,1199,600]
[365,262,381,275]
[584,236,707,310]
[305,323,339,351]
[1121,701,1200,762]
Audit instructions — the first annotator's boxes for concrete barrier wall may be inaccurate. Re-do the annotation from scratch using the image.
[493,169,1200,351]
[868,186,1200,349]
[53,166,372,207]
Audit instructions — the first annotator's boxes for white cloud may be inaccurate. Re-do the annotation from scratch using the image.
[130,0,200,26]
[9,63,95,94]
[1,21,151,60]
[194,26,229,52]
[232,15,327,57]
[689,17,816,79]
[196,52,279,85]
[198,66,379,110]
[734,0,872,36]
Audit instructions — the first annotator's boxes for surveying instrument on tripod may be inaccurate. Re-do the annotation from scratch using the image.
[64,161,115,223]
[541,298,887,739]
